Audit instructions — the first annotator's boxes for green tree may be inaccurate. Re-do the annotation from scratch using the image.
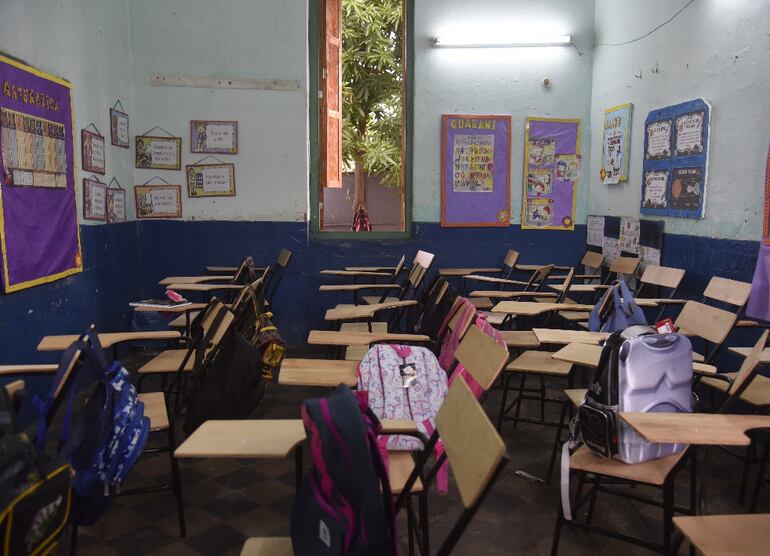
[341,0,402,213]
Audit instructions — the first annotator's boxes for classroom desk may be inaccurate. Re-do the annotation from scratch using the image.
[468,290,558,299]
[278,359,358,387]
[159,275,233,286]
[37,331,181,354]
[344,266,399,272]
[515,264,571,272]
[438,267,499,277]
[491,301,594,317]
[319,270,391,277]
[324,300,417,321]
[552,342,717,376]
[132,302,207,313]
[673,514,770,556]
[164,283,242,292]
[0,364,58,376]
[619,412,770,447]
[532,328,609,345]
[548,283,610,293]
[729,346,770,363]
[175,419,305,459]
[307,330,430,346]
[205,265,238,273]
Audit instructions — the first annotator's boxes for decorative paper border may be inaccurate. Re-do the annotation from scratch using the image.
[81,128,105,175]
[186,163,236,197]
[190,120,238,154]
[110,108,129,148]
[83,177,107,221]
[134,184,182,218]
[135,135,182,170]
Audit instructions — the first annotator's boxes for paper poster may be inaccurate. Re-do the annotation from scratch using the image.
[619,216,640,253]
[190,120,238,154]
[521,117,580,230]
[81,128,105,175]
[601,103,632,184]
[135,136,182,170]
[524,198,553,227]
[587,215,604,247]
[106,186,126,223]
[639,245,661,269]
[602,236,620,266]
[83,178,107,221]
[186,163,236,197]
[642,170,669,209]
[674,111,705,156]
[0,54,81,292]
[641,99,710,219]
[526,169,552,197]
[554,155,580,182]
[441,114,511,227]
[135,184,182,218]
[646,120,672,160]
[110,108,129,148]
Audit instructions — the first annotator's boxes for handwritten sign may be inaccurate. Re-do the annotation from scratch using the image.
[135,184,182,218]
[110,108,129,148]
[190,120,238,154]
[186,163,236,197]
[83,178,106,221]
[135,136,182,170]
[106,187,126,223]
[81,129,105,174]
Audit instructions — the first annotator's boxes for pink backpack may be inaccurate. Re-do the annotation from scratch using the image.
[356,344,449,490]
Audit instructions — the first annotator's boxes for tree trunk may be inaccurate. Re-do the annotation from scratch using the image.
[352,151,366,212]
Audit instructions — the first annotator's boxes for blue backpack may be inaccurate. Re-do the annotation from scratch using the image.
[588,280,647,333]
[290,385,396,556]
[32,332,149,526]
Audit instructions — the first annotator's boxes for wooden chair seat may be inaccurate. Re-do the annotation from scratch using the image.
[278,359,358,387]
[506,350,573,376]
[692,351,705,362]
[338,322,387,360]
[498,331,541,349]
[483,313,507,326]
[569,444,686,486]
[558,310,591,321]
[565,389,588,408]
[240,537,293,556]
[673,514,770,555]
[175,420,305,459]
[388,451,423,493]
[138,349,194,374]
[362,295,399,305]
[701,372,770,408]
[0,364,59,376]
[138,392,169,431]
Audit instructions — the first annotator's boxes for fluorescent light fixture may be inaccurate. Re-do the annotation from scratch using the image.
[432,35,572,48]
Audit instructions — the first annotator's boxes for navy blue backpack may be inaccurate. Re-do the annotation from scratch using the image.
[290,385,396,555]
[32,332,149,526]
[588,280,647,333]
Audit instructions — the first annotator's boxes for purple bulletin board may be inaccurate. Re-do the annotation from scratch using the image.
[521,117,580,231]
[0,53,81,293]
[441,114,511,227]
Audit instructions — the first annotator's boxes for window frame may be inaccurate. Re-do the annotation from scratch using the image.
[308,0,414,239]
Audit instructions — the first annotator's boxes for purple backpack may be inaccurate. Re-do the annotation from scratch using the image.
[290,385,396,556]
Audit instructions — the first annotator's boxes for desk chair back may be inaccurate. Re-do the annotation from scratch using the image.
[437,297,477,370]
[637,265,686,321]
[450,324,509,393]
[524,264,555,295]
[414,250,435,270]
[581,250,604,270]
[607,256,640,284]
[718,330,769,414]
[497,249,520,280]
[703,276,752,310]
[675,301,737,362]
[264,249,292,304]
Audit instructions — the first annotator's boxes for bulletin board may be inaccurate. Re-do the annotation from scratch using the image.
[640,98,711,219]
[440,114,511,227]
[521,117,580,230]
[0,53,81,293]
[586,214,664,270]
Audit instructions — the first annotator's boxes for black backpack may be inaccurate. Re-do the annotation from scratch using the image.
[416,276,457,341]
[0,385,71,555]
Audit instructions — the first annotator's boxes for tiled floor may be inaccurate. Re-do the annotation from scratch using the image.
[70,358,763,556]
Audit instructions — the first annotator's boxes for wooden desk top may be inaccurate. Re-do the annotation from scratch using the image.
[532,328,609,345]
[549,283,610,293]
[278,359,358,387]
[730,346,770,363]
[438,267,499,276]
[469,290,557,299]
[159,275,232,286]
[0,364,58,376]
[307,330,430,346]
[620,412,770,446]
[206,266,238,273]
[552,342,716,375]
[344,266,398,272]
[324,300,417,321]
[491,301,594,316]
[319,284,400,292]
[164,283,242,292]
[673,514,770,556]
[38,331,181,351]
[320,270,391,277]
[133,302,208,313]
[175,419,305,459]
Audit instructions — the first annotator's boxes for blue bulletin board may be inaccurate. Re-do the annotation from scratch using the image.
[640,98,711,219]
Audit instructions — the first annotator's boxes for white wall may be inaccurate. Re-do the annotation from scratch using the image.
[589,0,770,240]
[129,0,308,222]
[0,0,135,223]
[412,0,596,223]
